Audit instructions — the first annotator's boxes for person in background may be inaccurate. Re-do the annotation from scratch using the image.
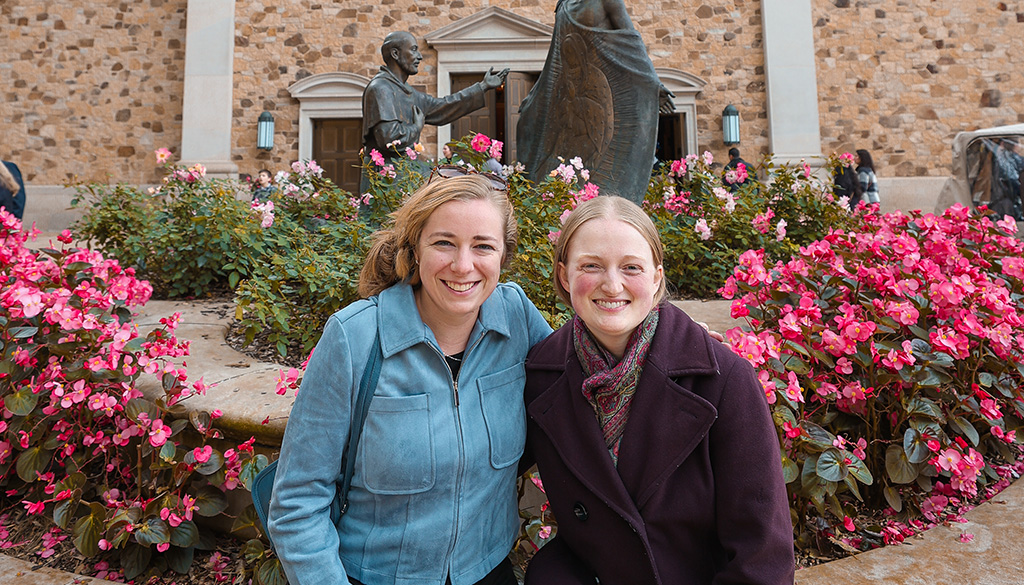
[252,169,277,201]
[0,159,26,219]
[522,195,794,585]
[440,143,456,164]
[722,147,750,192]
[994,139,1024,220]
[832,152,862,209]
[267,172,552,585]
[855,149,880,206]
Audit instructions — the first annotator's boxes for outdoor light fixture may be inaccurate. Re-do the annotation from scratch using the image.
[722,104,740,145]
[257,111,275,150]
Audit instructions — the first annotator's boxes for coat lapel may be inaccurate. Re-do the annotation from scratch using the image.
[615,305,722,508]
[528,346,642,521]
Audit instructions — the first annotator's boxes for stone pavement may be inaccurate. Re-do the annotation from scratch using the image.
[3,291,1024,583]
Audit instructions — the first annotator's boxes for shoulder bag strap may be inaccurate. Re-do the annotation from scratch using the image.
[337,326,382,515]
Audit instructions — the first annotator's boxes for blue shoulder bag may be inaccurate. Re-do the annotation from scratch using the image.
[251,329,383,550]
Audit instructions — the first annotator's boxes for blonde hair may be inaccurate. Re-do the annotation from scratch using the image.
[358,174,517,297]
[0,163,19,195]
[552,196,667,305]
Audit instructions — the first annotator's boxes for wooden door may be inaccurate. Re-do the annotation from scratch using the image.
[313,118,363,195]
[504,72,537,164]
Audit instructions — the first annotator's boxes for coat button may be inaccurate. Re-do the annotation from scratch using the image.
[573,502,588,521]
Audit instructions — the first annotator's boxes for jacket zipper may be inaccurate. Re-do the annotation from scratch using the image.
[434,334,485,581]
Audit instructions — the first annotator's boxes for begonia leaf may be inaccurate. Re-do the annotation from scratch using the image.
[6,386,39,416]
[165,544,194,575]
[125,397,160,422]
[885,444,917,484]
[231,505,261,534]
[843,476,863,502]
[905,396,943,420]
[16,446,52,482]
[951,417,979,446]
[121,543,153,582]
[169,520,199,548]
[239,454,269,490]
[800,421,835,451]
[134,517,171,546]
[883,485,903,512]
[780,454,799,484]
[902,428,931,464]
[193,485,229,517]
[257,558,289,585]
[72,502,106,557]
[8,326,38,339]
[159,441,177,462]
[847,455,873,485]
[243,538,266,563]
[815,448,849,482]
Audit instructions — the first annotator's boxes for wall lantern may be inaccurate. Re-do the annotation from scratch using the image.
[722,104,740,145]
[257,111,275,150]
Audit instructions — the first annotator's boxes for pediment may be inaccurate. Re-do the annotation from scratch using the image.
[655,68,707,95]
[425,6,553,49]
[288,72,372,100]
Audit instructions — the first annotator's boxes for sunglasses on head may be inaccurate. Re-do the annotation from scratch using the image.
[428,164,507,191]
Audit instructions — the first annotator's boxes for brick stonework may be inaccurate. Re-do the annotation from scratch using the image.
[1,0,188,184]
[812,0,1024,177]
[3,1,1022,185]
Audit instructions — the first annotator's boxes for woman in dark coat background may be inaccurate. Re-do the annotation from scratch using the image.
[0,160,26,220]
[523,196,794,585]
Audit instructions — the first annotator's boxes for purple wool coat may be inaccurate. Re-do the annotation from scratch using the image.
[523,303,794,585]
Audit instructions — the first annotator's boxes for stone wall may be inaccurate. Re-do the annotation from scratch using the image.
[5,0,1022,187]
[1,0,188,185]
[812,0,1024,176]
[230,0,769,169]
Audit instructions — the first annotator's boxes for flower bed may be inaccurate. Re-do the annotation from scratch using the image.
[0,210,271,583]
[720,204,1024,556]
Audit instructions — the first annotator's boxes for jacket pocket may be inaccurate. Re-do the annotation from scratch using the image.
[359,394,435,494]
[478,364,527,469]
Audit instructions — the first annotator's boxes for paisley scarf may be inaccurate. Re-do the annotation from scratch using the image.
[572,306,660,466]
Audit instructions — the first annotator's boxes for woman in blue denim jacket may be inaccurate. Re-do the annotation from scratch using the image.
[267,173,552,585]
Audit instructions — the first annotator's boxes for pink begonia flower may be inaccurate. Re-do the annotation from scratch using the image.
[702,151,714,165]
[148,420,172,447]
[538,526,552,539]
[783,371,805,403]
[192,445,213,464]
[23,500,45,515]
[782,422,802,439]
[936,448,962,472]
[843,516,855,531]
[959,532,975,543]
[275,367,300,395]
[471,133,491,152]
[670,158,687,176]
[156,542,170,552]
[547,230,561,243]
[405,147,418,160]
[154,148,172,163]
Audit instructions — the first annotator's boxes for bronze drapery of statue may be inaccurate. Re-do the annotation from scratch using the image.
[516,0,674,204]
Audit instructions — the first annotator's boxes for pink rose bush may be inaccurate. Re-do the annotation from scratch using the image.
[720,204,1024,554]
[643,151,857,298]
[0,210,266,581]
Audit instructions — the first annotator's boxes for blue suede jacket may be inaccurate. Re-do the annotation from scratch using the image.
[268,282,551,585]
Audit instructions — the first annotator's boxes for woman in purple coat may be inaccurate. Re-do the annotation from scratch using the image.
[523,196,794,584]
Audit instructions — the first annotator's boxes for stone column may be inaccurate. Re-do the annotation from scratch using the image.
[760,0,823,165]
[180,0,238,177]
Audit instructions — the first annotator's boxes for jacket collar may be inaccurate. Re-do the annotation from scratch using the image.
[527,303,720,510]
[375,282,512,358]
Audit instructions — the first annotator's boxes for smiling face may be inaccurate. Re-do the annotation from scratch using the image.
[558,217,663,359]
[414,198,505,331]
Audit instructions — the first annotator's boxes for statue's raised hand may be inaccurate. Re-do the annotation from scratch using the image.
[482,67,510,90]
[658,84,676,115]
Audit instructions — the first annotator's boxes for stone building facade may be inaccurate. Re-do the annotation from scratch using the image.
[2,0,1022,223]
